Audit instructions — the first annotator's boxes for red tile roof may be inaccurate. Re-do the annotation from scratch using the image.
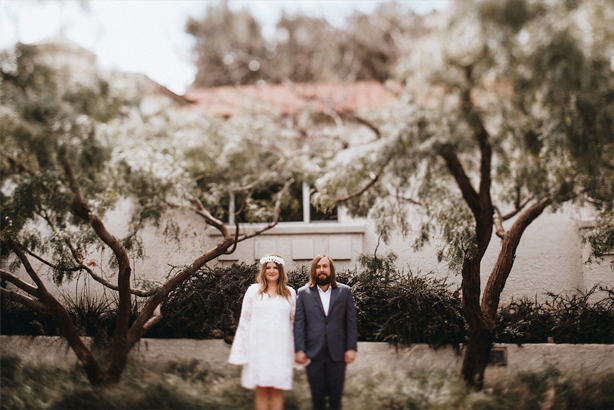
[183,81,399,116]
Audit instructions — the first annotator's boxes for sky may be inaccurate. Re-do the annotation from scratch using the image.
[0,1,447,95]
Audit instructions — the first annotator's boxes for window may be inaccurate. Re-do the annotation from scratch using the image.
[227,180,337,224]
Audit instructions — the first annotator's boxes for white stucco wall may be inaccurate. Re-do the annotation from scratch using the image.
[207,207,612,303]
[3,199,612,304]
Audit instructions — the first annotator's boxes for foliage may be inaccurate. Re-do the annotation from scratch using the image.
[149,263,309,341]
[3,257,613,346]
[308,0,614,387]
[0,299,60,337]
[341,253,467,347]
[347,366,613,410]
[62,290,145,349]
[150,255,467,347]
[1,357,612,410]
[496,286,614,344]
[314,0,614,269]
[62,291,114,344]
[0,37,312,386]
[150,256,468,347]
[584,209,614,267]
[149,263,258,341]
[0,41,142,266]
[0,39,304,280]
[0,289,145,348]
[186,1,425,86]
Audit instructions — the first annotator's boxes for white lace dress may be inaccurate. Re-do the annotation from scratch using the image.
[229,284,296,390]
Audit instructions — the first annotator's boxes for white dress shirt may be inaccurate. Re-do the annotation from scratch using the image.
[318,285,332,316]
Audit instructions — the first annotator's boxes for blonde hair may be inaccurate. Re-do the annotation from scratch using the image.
[308,254,338,289]
[256,254,292,300]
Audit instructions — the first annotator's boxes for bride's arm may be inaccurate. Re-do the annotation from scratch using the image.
[228,285,256,364]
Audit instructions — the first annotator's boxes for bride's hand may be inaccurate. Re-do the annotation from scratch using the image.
[295,351,308,364]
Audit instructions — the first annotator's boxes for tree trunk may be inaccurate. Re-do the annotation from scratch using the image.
[461,327,495,391]
[461,198,551,390]
[482,198,551,320]
[459,255,495,390]
[50,299,105,386]
[101,236,237,387]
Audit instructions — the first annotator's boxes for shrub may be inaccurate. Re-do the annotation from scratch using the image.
[496,285,614,344]
[149,263,311,341]
[2,255,612,346]
[343,253,466,347]
[62,290,116,348]
[0,298,60,336]
[148,262,258,341]
[1,286,145,351]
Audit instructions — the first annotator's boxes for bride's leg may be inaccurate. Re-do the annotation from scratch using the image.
[269,388,283,410]
[255,386,269,410]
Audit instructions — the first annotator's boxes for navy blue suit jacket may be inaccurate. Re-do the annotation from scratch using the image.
[294,283,358,362]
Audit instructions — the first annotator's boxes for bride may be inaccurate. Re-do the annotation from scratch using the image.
[229,254,296,410]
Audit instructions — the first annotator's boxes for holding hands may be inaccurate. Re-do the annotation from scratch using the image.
[295,351,308,365]
[295,350,356,365]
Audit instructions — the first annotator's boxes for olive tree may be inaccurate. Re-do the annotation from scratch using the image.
[314,0,614,389]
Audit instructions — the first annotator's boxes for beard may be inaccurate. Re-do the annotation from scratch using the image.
[316,275,331,286]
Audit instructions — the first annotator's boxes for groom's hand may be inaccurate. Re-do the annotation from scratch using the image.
[345,350,356,364]
[295,351,308,365]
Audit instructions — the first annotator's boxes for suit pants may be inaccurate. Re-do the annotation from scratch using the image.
[305,350,347,410]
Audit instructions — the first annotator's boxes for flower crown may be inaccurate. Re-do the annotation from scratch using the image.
[260,255,285,266]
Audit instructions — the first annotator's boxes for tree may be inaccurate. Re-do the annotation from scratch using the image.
[314,0,614,389]
[186,1,268,87]
[186,1,424,86]
[0,40,296,387]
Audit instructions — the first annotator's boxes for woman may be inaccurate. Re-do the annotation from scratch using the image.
[229,254,296,410]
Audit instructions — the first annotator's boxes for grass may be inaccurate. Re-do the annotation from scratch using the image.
[1,355,612,410]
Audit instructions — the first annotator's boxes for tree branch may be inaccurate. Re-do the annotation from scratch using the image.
[236,178,294,242]
[126,227,238,347]
[493,196,534,239]
[0,269,40,297]
[61,158,133,377]
[439,146,481,216]
[0,288,50,311]
[393,194,422,206]
[501,195,534,221]
[141,304,163,334]
[7,237,48,292]
[335,174,379,203]
[337,111,382,139]
[2,152,33,175]
[228,157,287,192]
[62,161,130,266]
[189,196,228,236]
[458,61,492,212]
[25,248,82,272]
[493,207,506,239]
[25,238,151,297]
[87,267,151,297]
[482,196,552,320]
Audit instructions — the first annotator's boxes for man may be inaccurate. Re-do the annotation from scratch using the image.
[294,254,358,410]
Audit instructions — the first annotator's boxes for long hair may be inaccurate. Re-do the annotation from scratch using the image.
[256,254,292,300]
[308,254,338,289]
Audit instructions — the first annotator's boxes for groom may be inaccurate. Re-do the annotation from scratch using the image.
[294,254,358,410]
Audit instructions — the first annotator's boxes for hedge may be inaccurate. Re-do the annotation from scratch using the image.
[2,253,612,346]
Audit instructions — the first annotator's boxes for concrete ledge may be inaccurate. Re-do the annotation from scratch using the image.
[209,223,367,236]
[1,336,612,382]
